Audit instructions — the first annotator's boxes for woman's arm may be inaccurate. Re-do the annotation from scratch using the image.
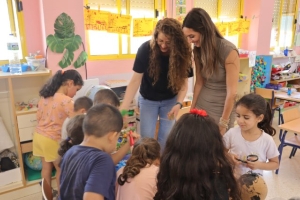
[119,72,143,111]
[220,50,240,134]
[190,69,204,109]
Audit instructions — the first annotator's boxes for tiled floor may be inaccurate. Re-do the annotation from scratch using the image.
[10,118,300,200]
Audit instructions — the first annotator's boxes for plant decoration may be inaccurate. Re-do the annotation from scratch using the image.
[46,13,88,69]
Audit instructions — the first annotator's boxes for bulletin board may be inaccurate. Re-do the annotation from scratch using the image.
[250,55,272,92]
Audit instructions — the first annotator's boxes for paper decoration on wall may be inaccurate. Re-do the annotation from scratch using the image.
[250,55,272,92]
[228,21,240,36]
[240,20,251,33]
[133,18,154,37]
[215,22,228,36]
[107,13,132,35]
[84,9,109,31]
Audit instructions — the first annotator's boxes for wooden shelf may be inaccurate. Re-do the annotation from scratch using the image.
[0,181,23,194]
[272,56,296,59]
[0,70,51,79]
[16,107,38,116]
[270,77,300,84]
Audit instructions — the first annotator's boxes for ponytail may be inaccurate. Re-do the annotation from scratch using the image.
[39,69,83,98]
[58,138,74,166]
[117,138,160,185]
[258,102,276,136]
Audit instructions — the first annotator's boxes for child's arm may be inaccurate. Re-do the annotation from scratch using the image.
[111,142,130,165]
[246,156,279,171]
[83,192,104,200]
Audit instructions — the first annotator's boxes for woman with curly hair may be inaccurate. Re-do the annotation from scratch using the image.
[116,137,160,200]
[154,109,241,200]
[120,18,193,149]
[182,8,240,135]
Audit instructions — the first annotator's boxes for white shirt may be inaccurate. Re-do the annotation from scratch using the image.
[223,127,279,177]
[61,117,70,140]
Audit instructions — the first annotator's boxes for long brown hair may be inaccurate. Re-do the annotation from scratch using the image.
[182,8,224,78]
[149,18,192,93]
[117,138,160,185]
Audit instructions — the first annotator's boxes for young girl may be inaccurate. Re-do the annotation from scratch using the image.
[116,138,160,200]
[155,109,241,200]
[223,93,280,177]
[33,69,83,195]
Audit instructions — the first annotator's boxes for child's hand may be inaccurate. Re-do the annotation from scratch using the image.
[246,161,261,170]
[129,131,141,143]
[228,153,241,165]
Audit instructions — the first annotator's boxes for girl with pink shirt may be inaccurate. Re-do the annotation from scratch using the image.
[116,138,160,200]
[33,69,83,196]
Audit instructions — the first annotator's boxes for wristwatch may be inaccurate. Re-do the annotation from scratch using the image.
[175,102,183,109]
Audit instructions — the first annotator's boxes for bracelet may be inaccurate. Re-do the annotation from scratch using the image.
[219,122,228,129]
[220,117,230,124]
[175,102,183,109]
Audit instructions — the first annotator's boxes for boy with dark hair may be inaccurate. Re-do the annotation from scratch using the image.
[59,104,123,200]
[61,96,93,140]
[94,89,120,107]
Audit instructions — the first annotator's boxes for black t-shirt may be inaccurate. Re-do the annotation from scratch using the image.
[133,41,193,101]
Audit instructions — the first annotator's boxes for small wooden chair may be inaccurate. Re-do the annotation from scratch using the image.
[276,107,300,174]
[254,87,283,125]
[41,178,53,200]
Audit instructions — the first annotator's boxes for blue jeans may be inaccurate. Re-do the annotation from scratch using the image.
[138,95,176,150]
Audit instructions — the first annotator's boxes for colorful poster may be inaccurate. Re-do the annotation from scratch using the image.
[215,22,228,36]
[240,20,251,33]
[84,9,109,31]
[107,13,132,35]
[228,21,240,36]
[133,18,154,37]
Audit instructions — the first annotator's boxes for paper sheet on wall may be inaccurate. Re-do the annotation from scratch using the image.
[215,22,228,36]
[240,20,250,33]
[84,9,109,31]
[133,18,154,37]
[107,14,132,35]
[228,21,240,36]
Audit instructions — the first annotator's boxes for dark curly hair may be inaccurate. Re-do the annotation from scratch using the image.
[117,137,160,185]
[149,18,192,93]
[39,69,83,98]
[58,115,85,162]
[236,93,276,136]
[183,8,224,78]
[154,112,241,200]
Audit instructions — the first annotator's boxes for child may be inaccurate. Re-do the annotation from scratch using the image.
[223,93,279,177]
[33,69,83,195]
[116,138,160,200]
[154,109,241,200]
[58,114,85,159]
[59,104,123,200]
[93,89,139,165]
[61,96,93,140]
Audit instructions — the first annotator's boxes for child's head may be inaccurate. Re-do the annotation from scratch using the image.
[83,104,123,153]
[39,69,83,98]
[117,138,160,185]
[58,114,85,158]
[74,96,93,115]
[235,93,276,136]
[93,89,120,107]
[155,110,240,200]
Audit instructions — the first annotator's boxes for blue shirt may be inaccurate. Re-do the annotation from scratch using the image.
[59,145,116,200]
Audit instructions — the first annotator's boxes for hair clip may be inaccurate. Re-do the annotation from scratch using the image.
[66,136,71,142]
[190,109,208,117]
[61,70,65,75]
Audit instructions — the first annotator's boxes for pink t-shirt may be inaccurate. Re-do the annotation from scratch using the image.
[35,93,74,141]
[116,164,158,200]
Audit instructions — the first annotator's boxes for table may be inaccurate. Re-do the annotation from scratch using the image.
[274,91,300,103]
[279,118,300,134]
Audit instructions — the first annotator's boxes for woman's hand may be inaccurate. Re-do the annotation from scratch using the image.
[168,104,181,120]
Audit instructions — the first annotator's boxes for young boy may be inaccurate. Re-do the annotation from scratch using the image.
[93,89,139,165]
[61,96,93,140]
[59,104,123,200]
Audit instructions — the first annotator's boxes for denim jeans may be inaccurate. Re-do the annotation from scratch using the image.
[138,95,176,150]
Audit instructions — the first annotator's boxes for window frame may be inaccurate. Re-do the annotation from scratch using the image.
[0,0,27,66]
[84,0,166,61]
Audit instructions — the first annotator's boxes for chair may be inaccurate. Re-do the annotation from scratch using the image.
[276,107,300,174]
[254,88,283,125]
[41,178,53,200]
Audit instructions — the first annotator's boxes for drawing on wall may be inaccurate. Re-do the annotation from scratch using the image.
[250,56,272,92]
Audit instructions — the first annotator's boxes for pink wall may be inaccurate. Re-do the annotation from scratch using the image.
[241,0,275,54]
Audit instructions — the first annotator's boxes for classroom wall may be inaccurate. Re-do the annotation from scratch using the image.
[21,0,282,79]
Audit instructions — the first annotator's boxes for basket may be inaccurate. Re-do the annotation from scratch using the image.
[25,57,46,71]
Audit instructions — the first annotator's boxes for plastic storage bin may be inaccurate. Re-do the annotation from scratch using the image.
[25,57,46,71]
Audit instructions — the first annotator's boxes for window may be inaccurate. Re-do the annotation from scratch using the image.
[271,0,298,49]
[194,0,242,47]
[85,0,165,60]
[0,0,26,65]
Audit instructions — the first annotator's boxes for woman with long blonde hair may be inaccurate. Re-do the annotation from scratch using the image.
[120,18,192,149]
